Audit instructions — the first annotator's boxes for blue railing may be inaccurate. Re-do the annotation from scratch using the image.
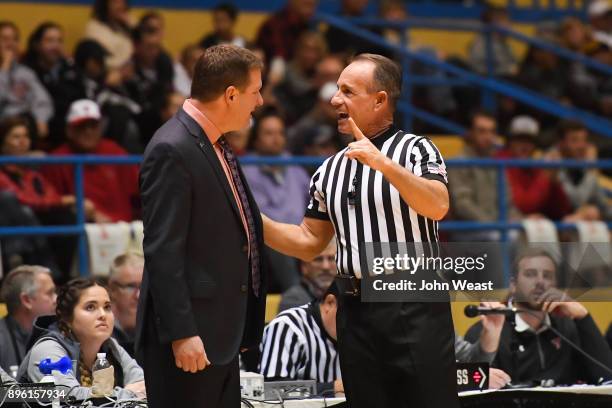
[1,155,611,276]
[315,13,612,138]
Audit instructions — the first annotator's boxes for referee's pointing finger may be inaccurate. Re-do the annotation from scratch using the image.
[348,117,365,141]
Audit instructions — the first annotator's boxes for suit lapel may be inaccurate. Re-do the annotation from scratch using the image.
[176,108,242,223]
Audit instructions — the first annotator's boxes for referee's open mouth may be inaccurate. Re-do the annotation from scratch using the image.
[337,112,349,121]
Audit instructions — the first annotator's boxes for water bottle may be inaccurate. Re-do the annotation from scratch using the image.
[91,353,114,397]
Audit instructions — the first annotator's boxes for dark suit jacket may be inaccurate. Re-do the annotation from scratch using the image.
[135,107,267,366]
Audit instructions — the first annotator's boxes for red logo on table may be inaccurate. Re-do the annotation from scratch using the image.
[472,371,482,383]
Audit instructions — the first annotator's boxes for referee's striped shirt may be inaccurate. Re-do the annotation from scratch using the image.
[305,125,448,278]
[259,303,340,384]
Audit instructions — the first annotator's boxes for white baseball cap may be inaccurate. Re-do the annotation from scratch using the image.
[588,0,612,17]
[66,99,101,126]
[509,115,540,138]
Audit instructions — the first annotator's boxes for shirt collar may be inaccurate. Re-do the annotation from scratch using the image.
[182,99,223,144]
[368,124,399,149]
[508,299,551,334]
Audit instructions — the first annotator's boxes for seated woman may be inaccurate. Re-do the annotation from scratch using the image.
[17,277,145,401]
[0,116,84,275]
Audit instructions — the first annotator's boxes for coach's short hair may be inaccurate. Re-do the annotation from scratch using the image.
[191,44,263,102]
[0,265,51,314]
[352,53,402,109]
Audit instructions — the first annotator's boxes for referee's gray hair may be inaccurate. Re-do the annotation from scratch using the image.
[0,265,51,314]
[109,251,144,280]
[352,53,402,109]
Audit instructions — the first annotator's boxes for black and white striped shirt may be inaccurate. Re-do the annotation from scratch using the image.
[259,303,340,384]
[305,126,448,278]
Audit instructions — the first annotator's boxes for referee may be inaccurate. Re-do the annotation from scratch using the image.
[263,53,458,408]
[259,287,342,395]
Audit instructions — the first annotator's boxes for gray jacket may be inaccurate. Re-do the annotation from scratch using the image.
[1,366,15,384]
[17,316,143,401]
[0,62,53,123]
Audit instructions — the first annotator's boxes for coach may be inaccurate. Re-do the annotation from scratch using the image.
[263,53,458,407]
[136,45,267,407]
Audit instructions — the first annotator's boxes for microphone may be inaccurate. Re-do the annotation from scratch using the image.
[464,304,517,318]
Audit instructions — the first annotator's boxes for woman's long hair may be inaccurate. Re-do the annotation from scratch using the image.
[22,22,62,69]
[56,277,124,387]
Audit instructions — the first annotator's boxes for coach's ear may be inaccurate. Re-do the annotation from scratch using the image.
[225,85,239,105]
[374,91,388,111]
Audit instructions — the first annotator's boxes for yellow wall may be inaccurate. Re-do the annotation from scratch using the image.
[0,2,267,59]
[3,2,539,61]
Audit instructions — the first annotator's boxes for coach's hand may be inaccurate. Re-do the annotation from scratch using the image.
[172,336,211,373]
[344,117,388,172]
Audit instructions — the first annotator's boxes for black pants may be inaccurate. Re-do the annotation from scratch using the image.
[142,338,240,408]
[336,296,459,408]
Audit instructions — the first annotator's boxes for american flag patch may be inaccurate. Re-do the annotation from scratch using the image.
[427,162,448,179]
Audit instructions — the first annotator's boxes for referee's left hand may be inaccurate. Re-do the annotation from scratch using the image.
[344,117,388,171]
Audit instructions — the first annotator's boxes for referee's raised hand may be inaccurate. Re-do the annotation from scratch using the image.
[345,117,389,171]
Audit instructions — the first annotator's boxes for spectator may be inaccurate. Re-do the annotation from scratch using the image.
[43,99,139,223]
[0,116,81,274]
[125,27,174,145]
[278,240,336,312]
[465,248,612,385]
[22,22,83,147]
[516,39,569,134]
[199,3,246,49]
[17,277,145,400]
[84,0,134,69]
[0,265,56,372]
[108,252,143,357]
[73,39,142,151]
[448,110,520,232]
[0,189,59,273]
[588,0,612,49]
[545,120,611,221]
[379,0,457,118]
[468,5,517,76]
[495,116,572,220]
[255,0,318,64]
[173,44,203,97]
[273,31,328,124]
[243,109,310,291]
[0,117,65,211]
[325,0,388,59]
[0,21,53,140]
[136,10,165,39]
[260,287,343,396]
[288,80,344,156]
[559,17,592,53]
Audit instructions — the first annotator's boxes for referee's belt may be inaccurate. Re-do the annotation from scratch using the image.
[335,275,361,297]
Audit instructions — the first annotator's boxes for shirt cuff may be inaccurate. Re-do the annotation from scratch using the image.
[421,173,448,185]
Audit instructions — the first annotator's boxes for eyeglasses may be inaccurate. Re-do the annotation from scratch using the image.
[111,282,141,295]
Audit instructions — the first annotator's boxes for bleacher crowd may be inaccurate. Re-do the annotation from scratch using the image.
[0,0,612,401]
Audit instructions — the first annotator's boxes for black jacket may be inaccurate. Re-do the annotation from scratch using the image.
[465,313,612,385]
[135,107,267,365]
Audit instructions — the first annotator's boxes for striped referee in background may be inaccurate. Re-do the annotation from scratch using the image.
[263,54,458,408]
[259,287,341,395]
